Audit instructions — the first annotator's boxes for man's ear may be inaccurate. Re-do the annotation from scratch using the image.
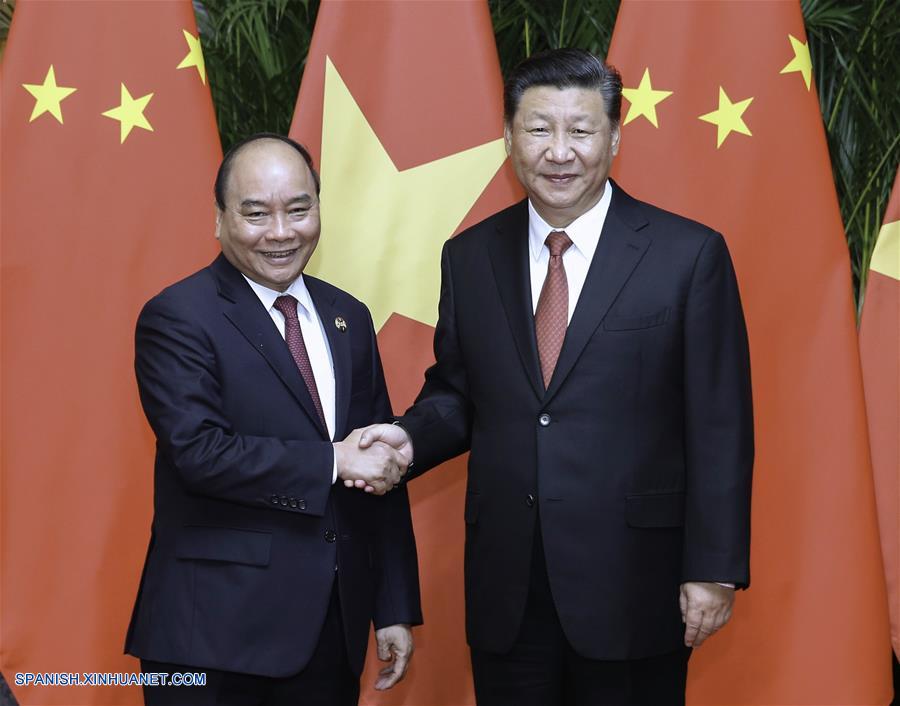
[503,123,512,156]
[214,208,222,240]
[611,126,621,156]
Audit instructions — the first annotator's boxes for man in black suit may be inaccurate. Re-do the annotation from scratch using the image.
[357,49,753,705]
[125,133,421,705]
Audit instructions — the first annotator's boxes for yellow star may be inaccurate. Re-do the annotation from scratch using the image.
[698,87,753,149]
[101,83,154,144]
[870,219,899,281]
[22,65,77,124]
[780,34,812,90]
[176,29,206,84]
[306,57,508,329]
[621,68,673,128]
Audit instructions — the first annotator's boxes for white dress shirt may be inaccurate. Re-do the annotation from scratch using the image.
[528,180,613,320]
[242,274,338,482]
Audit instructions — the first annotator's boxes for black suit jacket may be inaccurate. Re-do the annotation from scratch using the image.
[401,182,753,660]
[125,254,421,677]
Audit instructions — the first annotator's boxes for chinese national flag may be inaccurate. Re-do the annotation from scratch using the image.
[289,1,520,704]
[608,1,891,704]
[0,1,221,704]
[861,165,900,660]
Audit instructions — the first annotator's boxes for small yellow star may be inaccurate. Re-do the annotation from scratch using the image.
[621,68,673,128]
[22,65,77,124]
[101,83,154,144]
[780,34,812,90]
[176,29,206,84]
[870,219,899,281]
[698,87,753,149]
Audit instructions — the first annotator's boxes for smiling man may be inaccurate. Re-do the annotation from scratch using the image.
[125,134,421,705]
[357,50,754,705]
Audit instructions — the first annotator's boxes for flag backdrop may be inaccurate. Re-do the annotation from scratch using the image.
[3,1,891,705]
[0,1,221,703]
[861,165,900,660]
[608,1,891,704]
[289,1,521,703]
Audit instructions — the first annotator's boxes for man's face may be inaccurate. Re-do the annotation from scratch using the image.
[216,139,320,292]
[505,85,620,228]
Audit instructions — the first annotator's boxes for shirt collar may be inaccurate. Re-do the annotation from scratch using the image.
[528,179,613,261]
[241,273,316,319]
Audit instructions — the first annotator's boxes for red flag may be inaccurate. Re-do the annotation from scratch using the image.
[608,1,891,703]
[861,165,900,659]
[0,1,221,703]
[290,1,520,703]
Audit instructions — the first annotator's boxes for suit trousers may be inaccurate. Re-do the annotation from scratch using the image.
[470,514,691,706]
[140,579,358,706]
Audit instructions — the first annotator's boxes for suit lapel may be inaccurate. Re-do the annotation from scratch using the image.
[544,184,651,402]
[486,201,544,400]
[211,255,329,438]
[306,276,352,441]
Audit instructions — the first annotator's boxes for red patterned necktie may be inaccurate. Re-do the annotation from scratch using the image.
[534,231,573,389]
[273,295,326,428]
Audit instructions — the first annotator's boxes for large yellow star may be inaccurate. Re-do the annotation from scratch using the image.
[306,57,508,329]
[176,29,206,84]
[780,34,812,90]
[101,84,154,144]
[22,65,77,124]
[621,68,672,128]
[698,87,753,149]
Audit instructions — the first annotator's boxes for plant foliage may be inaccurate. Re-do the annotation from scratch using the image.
[198,0,315,149]
[490,0,618,75]
[803,0,900,310]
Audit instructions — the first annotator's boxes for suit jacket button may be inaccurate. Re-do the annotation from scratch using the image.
[280,496,288,506]
[289,498,298,508]
[270,495,280,505]
[526,494,536,508]
[298,499,307,511]
[324,529,337,543]
[538,413,551,427]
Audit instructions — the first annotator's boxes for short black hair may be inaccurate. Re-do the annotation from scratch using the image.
[503,48,622,128]
[214,132,320,210]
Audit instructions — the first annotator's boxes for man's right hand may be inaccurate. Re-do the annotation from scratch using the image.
[333,427,408,495]
[339,424,414,494]
[360,424,413,462]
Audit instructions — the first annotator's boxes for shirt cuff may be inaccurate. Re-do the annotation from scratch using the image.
[332,454,338,484]
[716,582,735,589]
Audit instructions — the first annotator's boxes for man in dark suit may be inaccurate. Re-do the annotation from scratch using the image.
[357,49,753,705]
[125,133,421,705]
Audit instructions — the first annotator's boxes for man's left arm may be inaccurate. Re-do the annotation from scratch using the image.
[681,231,754,646]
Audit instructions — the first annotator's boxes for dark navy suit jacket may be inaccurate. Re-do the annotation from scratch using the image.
[125,254,421,677]
[401,182,753,660]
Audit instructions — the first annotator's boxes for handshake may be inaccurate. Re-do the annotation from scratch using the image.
[333,423,414,495]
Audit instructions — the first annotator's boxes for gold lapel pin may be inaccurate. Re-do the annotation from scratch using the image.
[334,316,348,332]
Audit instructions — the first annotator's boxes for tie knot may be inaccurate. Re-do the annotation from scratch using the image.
[273,295,298,319]
[545,231,572,258]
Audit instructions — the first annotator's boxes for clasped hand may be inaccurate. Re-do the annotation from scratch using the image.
[333,425,412,495]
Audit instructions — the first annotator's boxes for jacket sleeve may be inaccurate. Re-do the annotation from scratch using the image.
[364,306,423,628]
[681,232,754,588]
[135,292,335,517]
[400,240,474,477]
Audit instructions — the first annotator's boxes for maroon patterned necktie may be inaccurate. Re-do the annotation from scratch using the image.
[273,295,326,428]
[534,231,573,389]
